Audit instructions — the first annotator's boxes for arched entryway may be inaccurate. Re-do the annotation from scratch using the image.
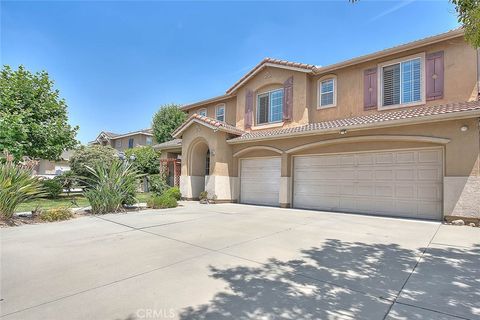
[187,138,211,198]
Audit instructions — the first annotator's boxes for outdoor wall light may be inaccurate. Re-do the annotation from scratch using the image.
[340,129,347,135]
[460,125,469,132]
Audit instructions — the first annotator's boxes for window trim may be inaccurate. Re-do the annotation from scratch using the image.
[255,88,284,126]
[146,136,153,146]
[198,108,207,117]
[317,75,337,109]
[378,52,426,110]
[215,103,226,122]
[128,138,134,149]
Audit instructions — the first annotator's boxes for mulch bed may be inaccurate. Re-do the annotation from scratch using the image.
[1,205,150,228]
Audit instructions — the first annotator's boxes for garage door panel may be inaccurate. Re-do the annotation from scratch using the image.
[375,185,394,197]
[293,148,443,220]
[396,185,416,198]
[240,158,280,207]
[396,151,416,163]
[417,167,442,181]
[418,150,441,163]
[396,169,415,180]
[375,152,395,164]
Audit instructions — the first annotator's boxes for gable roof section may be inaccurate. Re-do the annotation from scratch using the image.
[90,129,153,144]
[172,114,245,138]
[226,58,319,94]
[180,94,231,111]
[228,100,480,143]
[153,139,182,151]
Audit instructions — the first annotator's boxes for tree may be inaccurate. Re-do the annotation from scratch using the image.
[0,65,79,161]
[152,104,187,144]
[69,145,117,184]
[125,146,160,175]
[452,0,480,48]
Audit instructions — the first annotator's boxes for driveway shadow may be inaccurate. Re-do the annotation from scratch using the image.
[179,240,479,320]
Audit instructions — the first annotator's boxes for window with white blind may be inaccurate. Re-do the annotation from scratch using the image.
[381,56,423,108]
[257,89,283,125]
[215,104,225,122]
[318,77,336,108]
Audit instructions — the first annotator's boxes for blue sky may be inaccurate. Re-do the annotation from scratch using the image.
[1,1,459,144]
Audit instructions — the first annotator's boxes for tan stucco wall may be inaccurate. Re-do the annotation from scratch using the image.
[186,36,477,136]
[180,124,234,177]
[231,118,480,178]
[187,97,237,126]
[308,37,478,123]
[236,67,309,130]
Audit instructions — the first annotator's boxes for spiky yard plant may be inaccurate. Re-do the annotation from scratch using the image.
[0,153,45,219]
[83,161,142,214]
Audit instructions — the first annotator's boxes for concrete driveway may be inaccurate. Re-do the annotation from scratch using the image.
[1,202,479,320]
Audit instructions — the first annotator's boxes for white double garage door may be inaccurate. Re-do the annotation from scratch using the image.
[240,147,443,220]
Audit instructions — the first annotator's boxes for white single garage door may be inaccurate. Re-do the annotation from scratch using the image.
[240,158,281,206]
[293,148,443,220]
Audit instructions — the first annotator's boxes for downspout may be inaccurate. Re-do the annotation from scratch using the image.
[477,48,480,100]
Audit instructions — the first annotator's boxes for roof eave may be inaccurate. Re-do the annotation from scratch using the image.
[180,94,232,111]
[227,109,480,144]
[313,29,465,76]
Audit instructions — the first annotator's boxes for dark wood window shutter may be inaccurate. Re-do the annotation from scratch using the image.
[245,89,253,129]
[283,76,293,121]
[426,51,444,101]
[364,68,377,110]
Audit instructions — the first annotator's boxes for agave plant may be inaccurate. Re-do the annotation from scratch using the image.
[0,153,45,219]
[83,160,143,214]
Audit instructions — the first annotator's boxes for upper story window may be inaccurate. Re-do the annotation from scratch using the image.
[380,54,424,108]
[257,89,283,125]
[128,138,134,148]
[215,104,225,122]
[146,136,153,145]
[198,108,207,117]
[318,76,336,108]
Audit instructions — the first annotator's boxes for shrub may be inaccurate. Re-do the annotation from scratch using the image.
[83,161,142,214]
[70,145,117,184]
[148,174,169,196]
[125,146,160,175]
[164,186,181,200]
[0,155,45,219]
[40,207,73,222]
[55,171,78,196]
[147,193,178,209]
[42,178,63,199]
[199,191,208,201]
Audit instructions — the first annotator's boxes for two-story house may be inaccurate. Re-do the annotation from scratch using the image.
[156,29,480,221]
[90,128,155,152]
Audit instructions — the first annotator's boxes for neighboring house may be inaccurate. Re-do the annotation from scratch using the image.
[156,29,480,221]
[90,129,155,152]
[35,150,73,178]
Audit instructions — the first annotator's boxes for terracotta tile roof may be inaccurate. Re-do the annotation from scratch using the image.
[228,100,480,143]
[153,139,182,150]
[172,113,245,138]
[226,57,319,94]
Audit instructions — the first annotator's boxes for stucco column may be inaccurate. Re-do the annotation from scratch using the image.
[279,153,292,208]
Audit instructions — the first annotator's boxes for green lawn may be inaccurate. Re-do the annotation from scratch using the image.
[15,192,152,213]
